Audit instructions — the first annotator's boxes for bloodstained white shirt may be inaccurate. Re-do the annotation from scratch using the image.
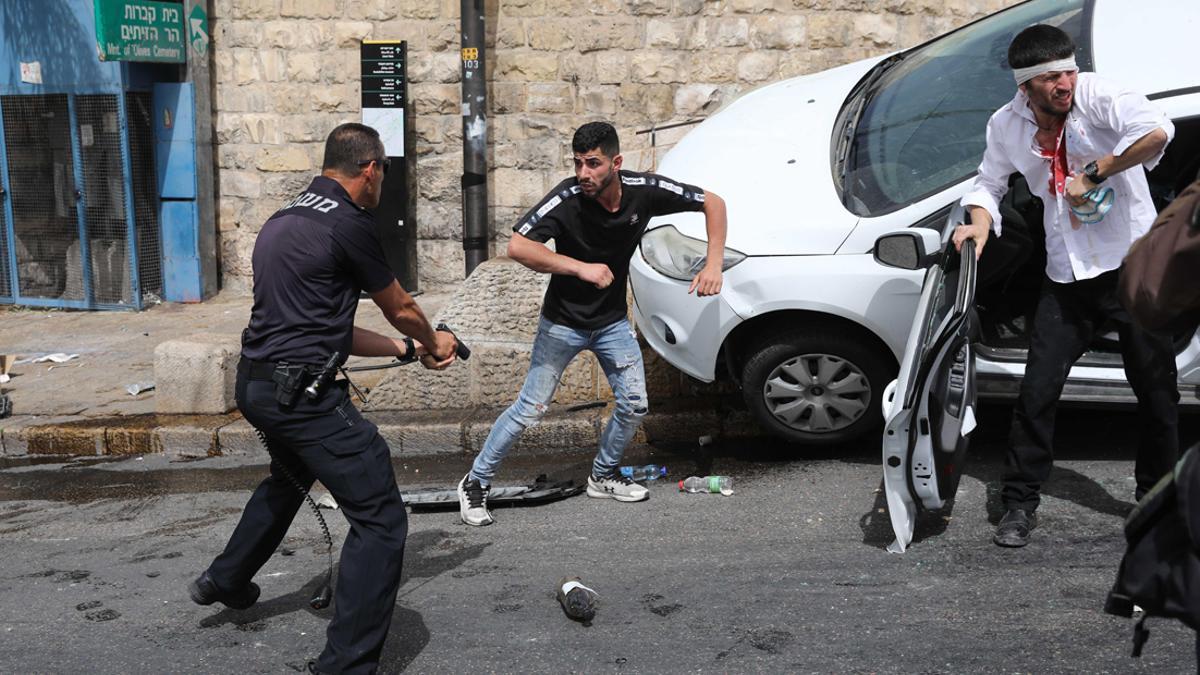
[960,73,1174,283]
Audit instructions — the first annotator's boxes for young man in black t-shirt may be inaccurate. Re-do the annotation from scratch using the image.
[458,121,727,526]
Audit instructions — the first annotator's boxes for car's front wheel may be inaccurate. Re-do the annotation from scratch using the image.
[740,329,895,445]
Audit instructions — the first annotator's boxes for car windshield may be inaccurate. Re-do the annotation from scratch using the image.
[838,0,1088,216]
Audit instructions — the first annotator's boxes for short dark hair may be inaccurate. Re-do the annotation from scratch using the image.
[322,123,385,175]
[1008,24,1075,70]
[572,121,620,157]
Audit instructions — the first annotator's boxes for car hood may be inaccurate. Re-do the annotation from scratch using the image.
[648,57,881,256]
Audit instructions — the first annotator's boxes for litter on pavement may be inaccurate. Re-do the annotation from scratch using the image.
[31,353,80,364]
[126,381,155,396]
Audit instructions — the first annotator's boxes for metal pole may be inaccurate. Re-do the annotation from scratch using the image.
[460,0,488,276]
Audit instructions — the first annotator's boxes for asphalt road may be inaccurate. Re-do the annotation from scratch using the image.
[0,405,1196,673]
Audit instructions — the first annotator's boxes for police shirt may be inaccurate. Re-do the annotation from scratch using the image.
[515,170,706,329]
[241,176,395,366]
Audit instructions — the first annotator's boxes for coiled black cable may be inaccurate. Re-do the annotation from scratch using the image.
[254,428,334,610]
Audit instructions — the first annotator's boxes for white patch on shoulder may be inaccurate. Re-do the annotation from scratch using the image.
[658,180,683,195]
[518,222,533,235]
[622,176,647,186]
[536,196,562,218]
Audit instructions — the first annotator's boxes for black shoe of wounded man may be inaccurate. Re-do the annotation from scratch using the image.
[188,570,261,610]
[993,508,1037,548]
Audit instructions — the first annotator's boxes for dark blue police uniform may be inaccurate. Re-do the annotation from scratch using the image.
[206,176,405,674]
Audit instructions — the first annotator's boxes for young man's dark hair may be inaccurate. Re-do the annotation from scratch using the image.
[572,121,620,157]
[1007,24,1075,70]
[321,122,384,175]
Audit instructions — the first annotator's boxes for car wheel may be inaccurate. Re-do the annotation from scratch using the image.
[740,329,895,445]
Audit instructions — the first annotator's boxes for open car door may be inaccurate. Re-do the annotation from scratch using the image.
[875,217,978,553]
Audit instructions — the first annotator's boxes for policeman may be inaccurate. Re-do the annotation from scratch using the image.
[188,123,457,674]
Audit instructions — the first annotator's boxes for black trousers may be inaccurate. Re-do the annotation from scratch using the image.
[1003,269,1180,511]
[208,363,407,675]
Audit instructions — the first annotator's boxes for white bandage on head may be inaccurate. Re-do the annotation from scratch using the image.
[1012,56,1078,86]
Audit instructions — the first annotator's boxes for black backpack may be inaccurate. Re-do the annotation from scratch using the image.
[1105,445,1200,656]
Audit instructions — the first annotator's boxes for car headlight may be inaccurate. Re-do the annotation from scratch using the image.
[639,225,747,281]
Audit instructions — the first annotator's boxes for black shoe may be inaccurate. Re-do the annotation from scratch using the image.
[993,508,1037,548]
[306,661,329,674]
[188,570,260,610]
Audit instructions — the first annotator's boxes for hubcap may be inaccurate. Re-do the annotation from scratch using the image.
[762,353,871,433]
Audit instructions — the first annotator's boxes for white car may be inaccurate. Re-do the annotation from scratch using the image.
[631,0,1200,446]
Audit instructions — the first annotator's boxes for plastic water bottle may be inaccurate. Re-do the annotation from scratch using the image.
[679,476,733,495]
[556,576,598,623]
[619,464,667,481]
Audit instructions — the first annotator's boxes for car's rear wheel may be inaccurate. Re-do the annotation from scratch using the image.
[740,329,895,445]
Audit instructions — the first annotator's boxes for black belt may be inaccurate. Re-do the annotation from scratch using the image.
[242,358,312,382]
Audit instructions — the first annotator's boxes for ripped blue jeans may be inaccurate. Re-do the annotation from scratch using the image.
[470,316,647,486]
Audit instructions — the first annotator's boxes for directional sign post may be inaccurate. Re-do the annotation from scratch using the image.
[94,0,186,63]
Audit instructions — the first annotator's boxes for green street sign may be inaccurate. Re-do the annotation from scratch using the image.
[94,0,186,63]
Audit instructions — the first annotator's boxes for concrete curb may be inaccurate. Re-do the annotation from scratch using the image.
[1,401,764,460]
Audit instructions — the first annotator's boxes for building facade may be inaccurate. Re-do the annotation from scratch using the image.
[211,0,1016,292]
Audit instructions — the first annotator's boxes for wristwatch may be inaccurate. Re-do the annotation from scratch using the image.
[400,336,416,362]
[1084,160,1106,184]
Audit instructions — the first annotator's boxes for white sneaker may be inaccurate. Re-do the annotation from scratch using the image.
[458,473,494,526]
[587,473,649,502]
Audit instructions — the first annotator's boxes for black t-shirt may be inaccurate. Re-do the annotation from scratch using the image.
[241,176,395,366]
[515,170,706,329]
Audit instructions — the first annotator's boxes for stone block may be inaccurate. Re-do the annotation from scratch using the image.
[425,21,460,52]
[334,21,373,47]
[280,0,337,18]
[595,51,630,84]
[22,423,103,456]
[287,51,323,82]
[855,13,899,48]
[527,83,575,114]
[156,425,220,460]
[689,51,737,82]
[673,83,722,117]
[496,20,527,49]
[429,52,461,84]
[491,82,528,115]
[737,51,779,83]
[241,113,281,144]
[577,85,619,117]
[645,19,688,48]
[392,410,472,456]
[437,257,548,341]
[219,170,261,198]
[560,53,596,86]
[528,20,576,51]
[261,22,297,48]
[256,146,311,172]
[495,52,561,81]
[154,335,242,415]
[417,240,467,288]
[751,15,807,49]
[627,0,672,16]
[574,19,642,53]
[499,0,546,17]
[366,348,473,411]
[493,168,549,209]
[410,83,462,115]
[398,0,441,19]
[631,52,688,84]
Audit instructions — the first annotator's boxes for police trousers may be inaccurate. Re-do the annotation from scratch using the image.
[1003,269,1180,511]
[208,361,407,675]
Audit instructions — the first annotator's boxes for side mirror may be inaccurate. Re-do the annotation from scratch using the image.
[873,229,943,270]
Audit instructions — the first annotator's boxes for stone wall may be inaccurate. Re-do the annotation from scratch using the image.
[209,0,1017,292]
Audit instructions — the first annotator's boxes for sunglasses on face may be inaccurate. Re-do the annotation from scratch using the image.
[358,157,391,175]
